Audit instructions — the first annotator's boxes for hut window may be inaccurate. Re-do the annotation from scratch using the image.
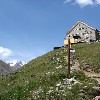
[90,31,92,34]
[82,33,85,35]
[85,30,87,32]
[90,36,92,38]
[76,33,79,35]
[82,27,84,29]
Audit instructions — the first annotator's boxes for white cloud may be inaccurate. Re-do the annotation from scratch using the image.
[64,0,100,7]
[75,0,93,6]
[96,0,100,4]
[64,0,72,3]
[0,47,13,60]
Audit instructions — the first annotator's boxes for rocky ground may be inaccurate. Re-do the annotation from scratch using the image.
[72,60,100,100]
[72,60,100,84]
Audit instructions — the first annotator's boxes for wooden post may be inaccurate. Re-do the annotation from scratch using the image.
[68,39,70,79]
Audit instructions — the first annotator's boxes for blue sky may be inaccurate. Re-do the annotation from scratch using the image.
[0,0,100,62]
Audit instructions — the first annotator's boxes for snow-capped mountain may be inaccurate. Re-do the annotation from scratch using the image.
[9,60,26,70]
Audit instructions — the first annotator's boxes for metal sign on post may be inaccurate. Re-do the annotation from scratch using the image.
[70,49,76,54]
[70,49,76,66]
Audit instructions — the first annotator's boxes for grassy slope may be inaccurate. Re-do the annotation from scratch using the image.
[75,42,100,72]
[0,43,100,100]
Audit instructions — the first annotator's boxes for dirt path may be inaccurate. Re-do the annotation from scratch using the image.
[72,60,100,84]
[84,71,100,84]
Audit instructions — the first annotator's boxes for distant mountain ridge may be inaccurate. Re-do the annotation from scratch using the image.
[0,60,26,76]
[0,60,12,76]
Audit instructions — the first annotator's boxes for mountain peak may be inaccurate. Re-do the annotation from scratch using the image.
[9,60,26,70]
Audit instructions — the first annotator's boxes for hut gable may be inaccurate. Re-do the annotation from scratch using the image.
[66,21,96,43]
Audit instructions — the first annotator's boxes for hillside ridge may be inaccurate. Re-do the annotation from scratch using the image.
[0,43,100,100]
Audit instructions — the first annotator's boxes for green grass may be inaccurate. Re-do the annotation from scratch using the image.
[0,42,100,100]
[74,42,100,72]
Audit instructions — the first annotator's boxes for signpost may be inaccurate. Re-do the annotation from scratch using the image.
[68,39,70,79]
[67,39,76,79]
[64,37,76,79]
